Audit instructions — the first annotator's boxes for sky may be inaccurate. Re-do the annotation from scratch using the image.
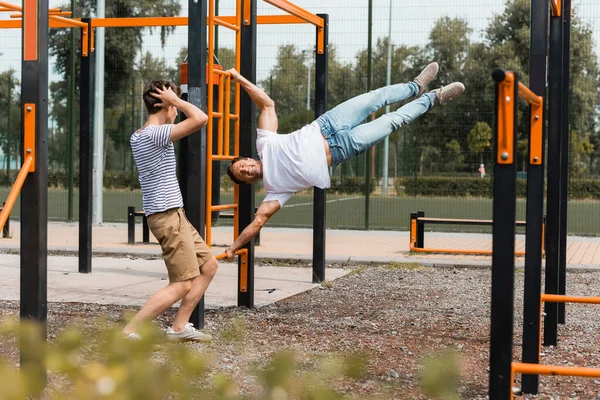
[0,0,600,90]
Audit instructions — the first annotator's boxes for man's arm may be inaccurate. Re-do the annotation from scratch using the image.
[225,200,280,259]
[151,85,208,141]
[228,68,278,132]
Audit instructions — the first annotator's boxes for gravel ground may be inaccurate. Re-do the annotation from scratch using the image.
[1,263,600,399]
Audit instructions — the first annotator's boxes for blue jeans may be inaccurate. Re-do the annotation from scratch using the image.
[316,81,436,167]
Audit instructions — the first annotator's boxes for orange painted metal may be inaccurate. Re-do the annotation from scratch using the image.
[214,16,240,32]
[512,362,600,378]
[212,204,238,212]
[262,0,324,53]
[518,82,542,106]
[497,71,515,165]
[224,74,231,156]
[81,23,89,56]
[24,104,35,172]
[213,155,236,161]
[180,63,188,85]
[0,155,33,234]
[550,0,561,16]
[217,75,224,155]
[0,1,20,11]
[243,0,251,25]
[49,15,87,28]
[206,0,216,247]
[92,16,188,28]
[529,95,543,165]
[542,294,600,304]
[239,249,248,292]
[23,0,37,61]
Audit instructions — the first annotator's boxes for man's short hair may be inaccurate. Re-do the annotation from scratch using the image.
[143,80,181,115]
[226,156,251,185]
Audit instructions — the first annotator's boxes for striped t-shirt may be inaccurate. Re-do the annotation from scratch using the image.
[130,124,183,216]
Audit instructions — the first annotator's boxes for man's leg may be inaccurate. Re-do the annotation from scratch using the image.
[317,62,439,134]
[171,257,218,331]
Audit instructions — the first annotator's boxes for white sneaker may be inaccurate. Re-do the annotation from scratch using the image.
[414,62,439,96]
[429,82,465,105]
[166,323,212,342]
[124,332,141,340]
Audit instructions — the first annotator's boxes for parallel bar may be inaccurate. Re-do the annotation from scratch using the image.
[410,246,526,257]
[521,0,549,394]
[417,217,528,226]
[513,362,600,378]
[312,13,328,283]
[262,0,324,53]
[542,294,600,304]
[0,1,21,11]
[489,69,519,399]
[544,2,564,347]
[78,18,94,274]
[213,155,236,161]
[550,0,561,16]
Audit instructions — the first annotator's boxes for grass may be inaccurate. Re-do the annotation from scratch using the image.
[2,187,600,235]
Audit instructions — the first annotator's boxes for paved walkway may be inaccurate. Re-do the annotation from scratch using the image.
[1,221,598,310]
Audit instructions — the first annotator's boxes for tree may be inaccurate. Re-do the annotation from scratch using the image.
[468,122,492,164]
[0,70,20,177]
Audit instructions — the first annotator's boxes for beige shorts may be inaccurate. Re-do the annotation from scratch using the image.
[147,207,213,282]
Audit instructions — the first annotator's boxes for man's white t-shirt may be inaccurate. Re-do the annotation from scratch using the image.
[257,121,330,206]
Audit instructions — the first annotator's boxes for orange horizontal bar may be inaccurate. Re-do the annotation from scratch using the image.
[257,15,314,25]
[215,248,247,260]
[212,112,223,119]
[410,245,525,257]
[542,294,600,305]
[0,156,33,233]
[213,17,239,32]
[211,204,238,212]
[0,1,20,11]
[518,82,542,106]
[214,69,231,76]
[513,362,600,378]
[49,15,87,28]
[11,10,71,18]
[92,17,188,27]
[263,0,323,28]
[213,155,237,161]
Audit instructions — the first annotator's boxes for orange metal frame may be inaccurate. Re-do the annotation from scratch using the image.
[0,104,35,234]
[497,71,515,164]
[550,0,561,16]
[408,217,545,257]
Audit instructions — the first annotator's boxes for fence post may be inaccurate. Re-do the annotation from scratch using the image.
[417,211,425,248]
[127,206,135,245]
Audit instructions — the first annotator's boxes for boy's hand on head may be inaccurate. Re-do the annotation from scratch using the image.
[150,85,180,109]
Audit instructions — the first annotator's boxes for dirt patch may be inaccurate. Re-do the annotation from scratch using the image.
[2,264,600,399]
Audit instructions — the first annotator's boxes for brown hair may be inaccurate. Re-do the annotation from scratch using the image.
[143,80,181,115]
[226,156,252,185]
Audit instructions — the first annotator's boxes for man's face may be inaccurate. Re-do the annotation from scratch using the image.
[231,158,261,184]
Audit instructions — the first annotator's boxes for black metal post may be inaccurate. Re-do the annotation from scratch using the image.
[557,0,571,325]
[312,14,328,283]
[142,215,149,243]
[364,0,373,231]
[187,0,208,328]
[127,206,135,244]
[521,0,549,394]
[489,69,518,399]
[543,4,564,347]
[79,19,94,274]
[417,210,425,248]
[2,201,9,238]
[238,0,256,308]
[20,0,49,387]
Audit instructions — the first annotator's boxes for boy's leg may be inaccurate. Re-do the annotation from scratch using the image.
[171,216,218,331]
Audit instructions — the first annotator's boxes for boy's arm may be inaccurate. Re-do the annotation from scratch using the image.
[228,69,278,132]
[225,200,280,259]
[151,85,208,141]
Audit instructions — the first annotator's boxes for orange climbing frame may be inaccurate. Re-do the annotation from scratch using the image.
[0,104,36,234]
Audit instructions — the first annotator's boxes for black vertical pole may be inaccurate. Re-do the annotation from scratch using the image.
[521,0,548,394]
[20,0,49,387]
[557,0,571,325]
[364,0,373,231]
[489,69,518,399]
[187,0,208,328]
[312,14,328,283]
[79,21,94,274]
[417,210,425,248]
[544,3,564,347]
[2,201,9,238]
[238,0,256,308]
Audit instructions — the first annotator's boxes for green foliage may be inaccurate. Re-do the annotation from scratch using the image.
[420,350,461,400]
[467,122,492,164]
[330,176,376,195]
[0,318,375,400]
